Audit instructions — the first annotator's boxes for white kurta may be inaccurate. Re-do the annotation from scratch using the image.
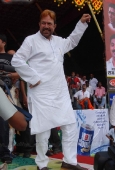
[11,20,88,135]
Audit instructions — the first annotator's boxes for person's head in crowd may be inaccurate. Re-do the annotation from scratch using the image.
[82,84,86,92]
[39,9,56,40]
[108,3,115,28]
[110,34,115,60]
[82,75,86,80]
[98,82,102,88]
[0,34,7,53]
[90,73,94,79]
[76,73,79,77]
[86,81,89,87]
[71,71,75,77]
[7,50,16,55]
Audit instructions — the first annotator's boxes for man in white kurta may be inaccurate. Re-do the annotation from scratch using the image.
[11,10,91,170]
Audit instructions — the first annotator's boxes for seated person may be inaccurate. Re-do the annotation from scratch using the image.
[86,81,94,105]
[94,82,106,109]
[74,84,94,110]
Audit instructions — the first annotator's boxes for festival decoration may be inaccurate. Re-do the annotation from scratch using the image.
[54,0,103,39]
[72,0,86,11]
[72,0,103,14]
[90,0,103,14]
[54,0,66,7]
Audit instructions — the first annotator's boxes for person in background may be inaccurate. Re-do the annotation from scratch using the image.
[76,73,81,83]
[80,75,87,87]
[89,74,98,92]
[68,71,80,108]
[15,80,35,158]
[94,82,106,109]
[7,50,16,55]
[0,87,27,130]
[0,87,27,163]
[74,84,93,110]
[46,128,61,156]
[0,34,15,164]
[86,81,94,105]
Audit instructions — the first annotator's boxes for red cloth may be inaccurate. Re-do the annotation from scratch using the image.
[68,77,80,89]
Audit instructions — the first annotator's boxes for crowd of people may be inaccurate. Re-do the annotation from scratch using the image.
[66,72,106,109]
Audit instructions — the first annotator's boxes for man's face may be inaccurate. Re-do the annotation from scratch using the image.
[71,72,75,77]
[110,38,115,59]
[83,76,86,80]
[98,82,102,87]
[39,15,56,40]
[0,39,5,50]
[90,74,93,79]
[108,7,115,27]
[82,85,86,91]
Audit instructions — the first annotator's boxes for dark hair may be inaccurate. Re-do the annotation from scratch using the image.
[110,34,115,42]
[0,34,7,44]
[109,3,115,9]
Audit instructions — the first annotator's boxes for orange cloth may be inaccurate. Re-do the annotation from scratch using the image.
[79,97,94,109]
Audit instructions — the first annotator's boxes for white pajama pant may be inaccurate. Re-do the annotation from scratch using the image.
[35,123,78,169]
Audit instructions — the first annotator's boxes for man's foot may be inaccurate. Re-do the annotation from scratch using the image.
[37,167,48,170]
[61,162,87,170]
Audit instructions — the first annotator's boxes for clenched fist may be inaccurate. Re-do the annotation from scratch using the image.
[81,14,91,23]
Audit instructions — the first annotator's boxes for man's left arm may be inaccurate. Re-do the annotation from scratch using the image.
[60,14,91,54]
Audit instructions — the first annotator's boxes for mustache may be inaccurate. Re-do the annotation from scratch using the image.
[43,28,51,31]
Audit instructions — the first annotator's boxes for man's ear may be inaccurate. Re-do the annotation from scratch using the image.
[54,24,57,29]
[3,42,6,47]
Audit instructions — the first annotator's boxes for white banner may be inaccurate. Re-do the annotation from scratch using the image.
[75,109,109,156]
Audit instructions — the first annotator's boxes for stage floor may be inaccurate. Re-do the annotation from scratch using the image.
[0,154,94,170]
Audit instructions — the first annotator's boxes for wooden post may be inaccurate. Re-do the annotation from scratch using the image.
[87,2,103,39]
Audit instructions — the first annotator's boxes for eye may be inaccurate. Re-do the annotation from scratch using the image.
[48,23,52,26]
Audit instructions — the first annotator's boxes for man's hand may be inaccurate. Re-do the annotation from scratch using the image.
[81,14,91,23]
[29,81,40,88]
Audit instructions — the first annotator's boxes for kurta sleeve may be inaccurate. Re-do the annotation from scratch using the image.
[11,37,40,85]
[59,20,88,55]
[0,87,17,120]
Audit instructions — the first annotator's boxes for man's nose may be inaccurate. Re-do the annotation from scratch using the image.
[44,23,49,27]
